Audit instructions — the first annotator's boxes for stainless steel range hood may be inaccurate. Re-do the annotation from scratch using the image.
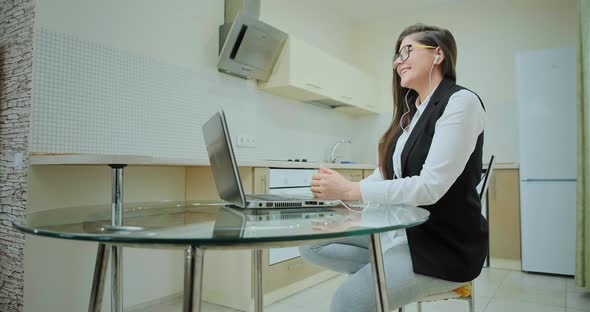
[218,0,287,81]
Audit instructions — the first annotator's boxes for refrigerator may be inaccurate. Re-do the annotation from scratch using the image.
[516,47,577,275]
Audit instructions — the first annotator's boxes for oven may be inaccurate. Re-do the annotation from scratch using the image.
[268,168,316,265]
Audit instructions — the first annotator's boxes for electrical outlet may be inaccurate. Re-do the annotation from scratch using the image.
[245,135,256,148]
[237,135,256,148]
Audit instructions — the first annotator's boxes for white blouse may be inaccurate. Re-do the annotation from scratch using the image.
[359,89,486,251]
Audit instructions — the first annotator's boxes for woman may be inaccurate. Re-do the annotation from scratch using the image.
[303,24,488,311]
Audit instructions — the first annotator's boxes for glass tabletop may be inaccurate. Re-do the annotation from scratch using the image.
[14,201,429,247]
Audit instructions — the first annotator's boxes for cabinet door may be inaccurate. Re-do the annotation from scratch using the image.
[253,167,270,194]
[263,253,325,294]
[488,169,522,264]
[186,167,253,200]
[328,61,378,113]
[289,37,332,99]
[363,169,377,179]
[356,71,379,112]
[335,169,363,182]
[259,35,379,116]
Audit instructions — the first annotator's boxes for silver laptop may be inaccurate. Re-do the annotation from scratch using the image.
[202,108,339,209]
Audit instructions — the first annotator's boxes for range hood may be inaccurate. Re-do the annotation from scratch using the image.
[217,0,287,81]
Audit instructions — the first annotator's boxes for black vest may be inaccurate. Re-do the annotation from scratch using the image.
[387,78,488,282]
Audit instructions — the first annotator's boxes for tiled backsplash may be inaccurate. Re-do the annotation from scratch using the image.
[32,29,386,163]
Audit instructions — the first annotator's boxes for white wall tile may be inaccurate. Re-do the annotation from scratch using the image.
[33,29,382,163]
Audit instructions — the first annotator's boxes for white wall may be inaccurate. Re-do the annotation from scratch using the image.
[32,0,362,164]
[349,0,578,164]
[35,0,222,73]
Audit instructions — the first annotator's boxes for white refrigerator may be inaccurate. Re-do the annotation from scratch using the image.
[516,47,577,275]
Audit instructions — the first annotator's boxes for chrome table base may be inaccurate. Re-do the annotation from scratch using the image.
[88,236,392,312]
[88,243,109,312]
[368,233,390,312]
[183,246,205,312]
[87,164,391,311]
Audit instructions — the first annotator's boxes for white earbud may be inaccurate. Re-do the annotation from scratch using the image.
[434,54,440,64]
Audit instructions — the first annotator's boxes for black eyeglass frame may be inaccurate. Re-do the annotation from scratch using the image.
[393,44,437,68]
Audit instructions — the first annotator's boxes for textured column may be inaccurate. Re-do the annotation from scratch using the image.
[0,0,35,311]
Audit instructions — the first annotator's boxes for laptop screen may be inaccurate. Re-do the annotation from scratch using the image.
[202,109,246,207]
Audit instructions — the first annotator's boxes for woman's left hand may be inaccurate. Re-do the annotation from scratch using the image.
[310,167,361,201]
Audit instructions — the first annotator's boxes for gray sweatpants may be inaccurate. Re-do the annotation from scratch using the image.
[298,236,465,312]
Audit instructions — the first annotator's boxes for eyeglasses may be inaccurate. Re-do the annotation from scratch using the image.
[393,44,437,68]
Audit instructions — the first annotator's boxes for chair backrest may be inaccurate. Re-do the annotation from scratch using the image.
[477,155,496,200]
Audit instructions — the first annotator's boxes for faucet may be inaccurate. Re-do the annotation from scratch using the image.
[330,139,352,163]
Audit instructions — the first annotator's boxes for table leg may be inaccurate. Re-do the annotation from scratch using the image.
[109,164,126,312]
[368,233,390,312]
[253,249,263,312]
[110,165,125,228]
[88,243,110,312]
[111,245,123,312]
[183,246,204,312]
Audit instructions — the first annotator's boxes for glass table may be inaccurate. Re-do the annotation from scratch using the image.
[14,201,429,312]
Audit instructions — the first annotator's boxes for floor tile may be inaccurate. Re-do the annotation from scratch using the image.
[126,268,578,312]
[566,278,590,293]
[411,296,491,312]
[566,290,590,311]
[493,271,567,307]
[484,299,566,312]
[473,267,511,298]
[265,300,309,312]
[503,271,568,292]
[275,274,344,310]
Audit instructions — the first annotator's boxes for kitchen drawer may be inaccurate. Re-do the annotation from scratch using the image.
[335,169,363,182]
[269,168,317,188]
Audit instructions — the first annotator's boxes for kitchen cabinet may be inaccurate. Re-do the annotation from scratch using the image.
[258,35,379,115]
[487,168,522,270]
[363,169,376,179]
[335,169,364,182]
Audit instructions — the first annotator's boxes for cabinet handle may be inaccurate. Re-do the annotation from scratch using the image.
[305,83,322,90]
[340,95,353,101]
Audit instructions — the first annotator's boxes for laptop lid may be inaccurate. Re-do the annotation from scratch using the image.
[202,108,247,207]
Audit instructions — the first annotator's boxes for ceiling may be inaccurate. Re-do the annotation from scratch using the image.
[264,0,567,23]
[277,0,467,22]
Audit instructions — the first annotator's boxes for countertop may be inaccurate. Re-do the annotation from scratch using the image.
[30,153,377,170]
[30,154,518,170]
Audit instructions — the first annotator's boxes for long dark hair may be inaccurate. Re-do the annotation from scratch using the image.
[378,24,458,179]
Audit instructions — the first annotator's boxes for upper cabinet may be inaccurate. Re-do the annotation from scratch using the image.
[257,36,379,115]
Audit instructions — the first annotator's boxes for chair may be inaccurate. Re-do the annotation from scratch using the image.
[411,155,496,312]
[478,155,495,267]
